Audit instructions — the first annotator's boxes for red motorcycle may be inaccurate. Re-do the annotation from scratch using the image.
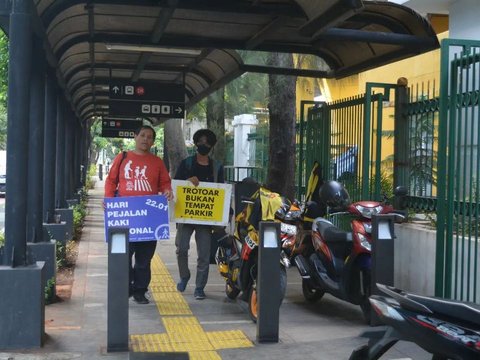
[294,180,403,323]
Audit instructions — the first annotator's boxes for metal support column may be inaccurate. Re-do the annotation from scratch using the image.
[55,96,66,209]
[73,120,83,193]
[43,71,57,224]
[27,38,46,243]
[0,1,46,350]
[64,113,73,200]
[394,80,409,190]
[81,123,88,186]
[257,221,280,343]
[4,0,32,266]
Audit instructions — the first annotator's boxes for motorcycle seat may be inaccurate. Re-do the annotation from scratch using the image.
[408,293,480,326]
[315,218,352,243]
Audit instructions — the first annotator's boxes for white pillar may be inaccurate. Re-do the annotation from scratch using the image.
[233,114,258,181]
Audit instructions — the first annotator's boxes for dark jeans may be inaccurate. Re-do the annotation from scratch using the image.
[129,240,157,295]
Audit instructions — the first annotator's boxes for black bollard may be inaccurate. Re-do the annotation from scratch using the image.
[257,221,280,343]
[107,228,129,352]
[371,214,396,326]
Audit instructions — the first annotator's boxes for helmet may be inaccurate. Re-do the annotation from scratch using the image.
[275,196,292,221]
[318,181,350,210]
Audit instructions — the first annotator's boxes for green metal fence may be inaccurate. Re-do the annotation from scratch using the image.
[403,83,440,212]
[436,39,480,302]
[298,84,397,203]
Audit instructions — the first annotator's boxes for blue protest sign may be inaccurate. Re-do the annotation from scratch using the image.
[104,195,169,242]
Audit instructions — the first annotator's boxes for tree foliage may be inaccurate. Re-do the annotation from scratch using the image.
[0,31,8,108]
[265,52,297,199]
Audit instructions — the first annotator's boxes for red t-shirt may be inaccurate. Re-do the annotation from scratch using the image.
[104,151,171,198]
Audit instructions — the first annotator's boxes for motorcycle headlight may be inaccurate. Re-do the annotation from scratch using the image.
[355,205,383,219]
[281,222,297,235]
[357,233,371,251]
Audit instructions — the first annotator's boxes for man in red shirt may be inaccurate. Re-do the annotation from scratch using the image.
[105,125,172,304]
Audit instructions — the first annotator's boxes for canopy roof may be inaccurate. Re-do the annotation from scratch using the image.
[1,0,439,121]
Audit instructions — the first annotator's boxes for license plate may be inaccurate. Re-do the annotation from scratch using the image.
[245,234,257,249]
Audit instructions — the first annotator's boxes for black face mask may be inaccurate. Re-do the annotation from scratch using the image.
[197,144,211,156]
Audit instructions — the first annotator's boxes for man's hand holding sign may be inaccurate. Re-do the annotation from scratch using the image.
[173,129,227,300]
[104,125,172,305]
[104,194,170,241]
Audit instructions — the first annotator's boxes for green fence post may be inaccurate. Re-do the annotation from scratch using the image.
[394,80,409,190]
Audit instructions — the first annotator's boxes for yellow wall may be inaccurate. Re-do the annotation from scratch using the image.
[325,31,449,101]
[296,31,449,178]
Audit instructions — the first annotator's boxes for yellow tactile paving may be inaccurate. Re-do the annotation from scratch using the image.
[207,330,254,350]
[130,254,254,357]
[162,315,202,328]
[189,351,223,360]
[167,331,210,344]
[152,292,192,315]
[206,330,251,341]
[149,284,178,293]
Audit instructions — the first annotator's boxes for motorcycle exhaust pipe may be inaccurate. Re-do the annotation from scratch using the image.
[294,254,312,279]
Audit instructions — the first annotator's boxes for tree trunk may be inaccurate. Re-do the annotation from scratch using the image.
[164,118,188,177]
[206,87,226,163]
[266,53,296,199]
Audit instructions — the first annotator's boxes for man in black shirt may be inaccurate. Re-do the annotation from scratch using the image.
[174,129,224,300]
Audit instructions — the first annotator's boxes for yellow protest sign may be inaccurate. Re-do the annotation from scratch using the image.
[171,180,232,226]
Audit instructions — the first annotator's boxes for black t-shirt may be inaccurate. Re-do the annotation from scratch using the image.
[193,161,215,182]
[174,156,224,183]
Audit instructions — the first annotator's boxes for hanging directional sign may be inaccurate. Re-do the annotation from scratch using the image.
[108,81,185,118]
[101,118,143,138]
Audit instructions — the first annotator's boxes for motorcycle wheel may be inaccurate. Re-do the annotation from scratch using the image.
[248,287,258,322]
[360,269,371,325]
[302,279,324,302]
[248,266,287,323]
[225,281,240,300]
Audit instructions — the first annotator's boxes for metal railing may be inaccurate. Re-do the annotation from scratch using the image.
[224,166,266,184]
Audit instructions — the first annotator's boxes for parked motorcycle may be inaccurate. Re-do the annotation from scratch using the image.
[279,161,326,267]
[215,186,290,322]
[350,284,480,360]
[278,200,302,267]
[294,180,404,323]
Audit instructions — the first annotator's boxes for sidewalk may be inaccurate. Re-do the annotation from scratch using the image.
[1,180,431,359]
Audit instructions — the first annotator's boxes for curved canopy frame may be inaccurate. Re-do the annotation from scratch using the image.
[0,0,439,122]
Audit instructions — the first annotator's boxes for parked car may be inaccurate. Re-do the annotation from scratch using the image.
[0,174,5,196]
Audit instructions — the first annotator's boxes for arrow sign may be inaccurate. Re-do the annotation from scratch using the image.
[109,101,184,118]
[101,118,142,138]
[109,81,184,102]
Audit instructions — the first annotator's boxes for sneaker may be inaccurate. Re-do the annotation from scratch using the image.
[133,292,149,304]
[194,288,206,300]
[177,276,190,292]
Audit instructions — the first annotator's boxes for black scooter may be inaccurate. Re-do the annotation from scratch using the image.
[350,284,480,360]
